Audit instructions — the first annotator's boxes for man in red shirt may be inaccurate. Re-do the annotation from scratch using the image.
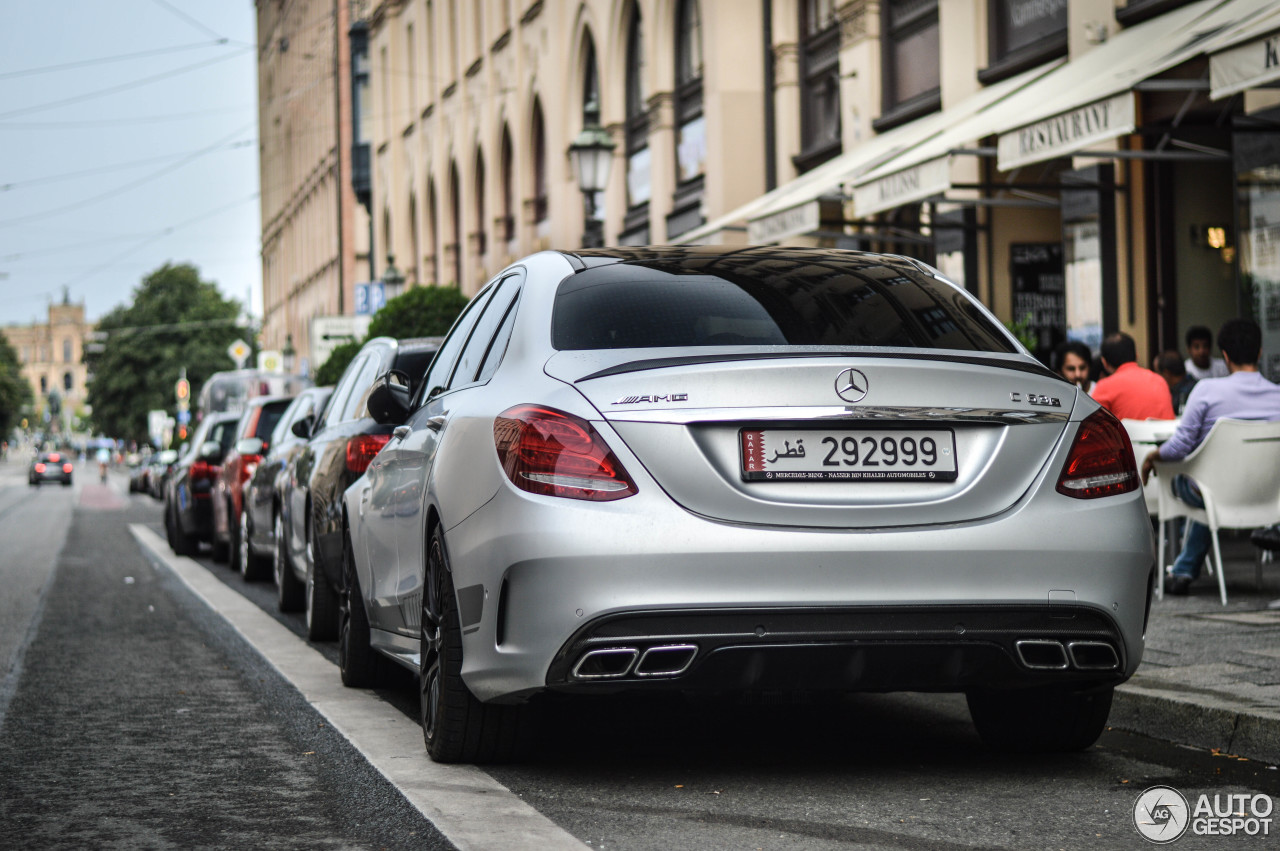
[1090,332,1175,420]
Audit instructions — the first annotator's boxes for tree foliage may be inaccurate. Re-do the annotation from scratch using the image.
[313,339,362,387]
[313,285,469,387]
[366,284,468,340]
[0,335,33,439]
[85,263,243,441]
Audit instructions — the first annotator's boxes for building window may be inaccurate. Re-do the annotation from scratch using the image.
[474,147,487,257]
[500,124,515,242]
[795,0,841,172]
[981,0,1067,84]
[877,0,941,131]
[409,195,421,283]
[63,372,73,392]
[40,375,47,394]
[532,98,548,224]
[621,4,650,244]
[668,0,706,238]
[427,178,440,284]
[582,32,604,226]
[63,339,72,363]
[449,161,462,286]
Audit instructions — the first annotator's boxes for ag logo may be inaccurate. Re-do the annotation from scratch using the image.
[1134,785,1190,843]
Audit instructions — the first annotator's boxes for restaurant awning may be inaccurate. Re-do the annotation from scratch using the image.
[993,0,1276,171]
[1208,6,1280,100]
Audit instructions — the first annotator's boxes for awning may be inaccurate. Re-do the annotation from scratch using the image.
[675,63,1056,245]
[994,0,1277,171]
[1208,7,1280,99]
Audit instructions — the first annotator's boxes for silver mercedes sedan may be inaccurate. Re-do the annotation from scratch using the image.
[340,246,1154,763]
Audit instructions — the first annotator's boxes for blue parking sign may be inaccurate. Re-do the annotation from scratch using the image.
[369,281,386,312]
[355,283,370,315]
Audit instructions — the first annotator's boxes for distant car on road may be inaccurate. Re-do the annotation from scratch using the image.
[340,246,1154,764]
[29,450,73,486]
[210,396,292,567]
[146,449,180,500]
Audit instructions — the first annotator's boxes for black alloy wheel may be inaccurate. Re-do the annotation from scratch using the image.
[274,512,304,612]
[239,508,271,581]
[304,520,338,641]
[338,527,394,688]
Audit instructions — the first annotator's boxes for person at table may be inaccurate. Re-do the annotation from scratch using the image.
[1052,340,1093,395]
[1091,332,1175,420]
[1155,350,1197,415]
[1140,319,1280,595]
[1185,325,1229,380]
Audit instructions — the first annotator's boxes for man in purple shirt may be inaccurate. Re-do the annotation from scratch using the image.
[1140,319,1280,594]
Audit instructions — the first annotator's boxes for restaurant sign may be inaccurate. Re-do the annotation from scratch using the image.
[748,200,820,244]
[1210,29,1280,100]
[853,156,952,218]
[997,92,1135,171]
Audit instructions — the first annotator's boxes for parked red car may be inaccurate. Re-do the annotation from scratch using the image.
[210,396,292,567]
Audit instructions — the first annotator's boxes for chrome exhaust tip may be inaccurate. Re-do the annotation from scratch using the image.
[1015,639,1069,670]
[1067,640,1120,670]
[634,644,698,677]
[572,647,638,679]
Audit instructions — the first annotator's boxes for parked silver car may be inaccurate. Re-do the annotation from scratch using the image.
[341,246,1154,763]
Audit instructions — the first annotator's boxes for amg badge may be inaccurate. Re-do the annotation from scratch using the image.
[613,393,689,405]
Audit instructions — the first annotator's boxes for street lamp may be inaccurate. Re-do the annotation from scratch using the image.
[567,97,615,248]
[381,254,405,299]
[282,333,296,374]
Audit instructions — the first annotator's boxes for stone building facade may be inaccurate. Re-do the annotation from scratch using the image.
[0,297,93,429]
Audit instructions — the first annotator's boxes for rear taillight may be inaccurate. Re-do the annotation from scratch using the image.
[493,405,637,501]
[1056,409,1139,499]
[62,463,73,473]
[34,463,46,473]
[190,461,216,482]
[346,434,390,474]
[49,453,60,463]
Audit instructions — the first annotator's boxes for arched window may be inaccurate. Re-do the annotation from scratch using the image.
[63,372,73,392]
[40,375,47,394]
[796,0,842,172]
[500,124,514,242]
[474,148,486,257]
[62,338,73,363]
[531,98,548,225]
[621,4,650,243]
[669,0,705,238]
[581,32,604,229]
[408,194,420,284]
[449,161,462,286]
[427,177,439,284]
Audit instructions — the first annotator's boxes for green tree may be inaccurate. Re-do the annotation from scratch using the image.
[314,339,362,386]
[85,263,244,441]
[0,335,33,440]
[366,284,469,340]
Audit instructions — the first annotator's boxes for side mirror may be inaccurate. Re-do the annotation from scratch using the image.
[367,369,412,425]
[235,437,264,457]
[199,440,222,461]
[291,416,314,439]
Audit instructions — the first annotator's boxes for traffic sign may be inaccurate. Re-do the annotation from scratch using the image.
[227,339,251,369]
[310,315,372,369]
[257,350,283,372]
[354,281,385,315]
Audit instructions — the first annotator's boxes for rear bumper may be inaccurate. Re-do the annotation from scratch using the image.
[442,479,1155,702]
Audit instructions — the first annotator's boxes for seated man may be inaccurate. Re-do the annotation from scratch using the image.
[1141,319,1280,594]
[1155,350,1197,415]
[1091,332,1174,421]
[1053,340,1094,395]
[1185,325,1229,380]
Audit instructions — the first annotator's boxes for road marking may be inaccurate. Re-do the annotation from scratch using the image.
[129,524,585,851]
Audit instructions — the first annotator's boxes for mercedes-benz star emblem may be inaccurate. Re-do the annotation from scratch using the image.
[835,367,869,404]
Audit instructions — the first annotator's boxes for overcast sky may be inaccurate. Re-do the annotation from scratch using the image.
[0,0,261,327]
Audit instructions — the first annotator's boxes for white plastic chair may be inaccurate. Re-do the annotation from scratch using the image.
[1151,418,1280,606]
[1122,418,1179,517]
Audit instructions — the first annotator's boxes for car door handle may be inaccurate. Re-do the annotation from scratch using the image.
[426,415,447,431]
[393,425,412,440]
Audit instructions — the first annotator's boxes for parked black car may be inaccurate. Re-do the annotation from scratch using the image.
[241,386,332,592]
[164,412,239,556]
[280,337,438,640]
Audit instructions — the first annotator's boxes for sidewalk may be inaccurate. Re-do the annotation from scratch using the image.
[1111,531,1280,765]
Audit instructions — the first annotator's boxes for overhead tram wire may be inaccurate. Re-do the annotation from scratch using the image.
[0,41,233,80]
[1,140,255,192]
[0,121,256,227]
[148,0,244,45]
[0,48,253,121]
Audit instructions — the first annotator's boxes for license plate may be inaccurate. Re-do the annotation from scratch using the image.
[740,428,958,482]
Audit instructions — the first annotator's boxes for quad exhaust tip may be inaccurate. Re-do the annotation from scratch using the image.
[1015,639,1069,670]
[1067,640,1120,670]
[572,647,638,679]
[634,644,698,677]
[572,644,700,680]
[1015,639,1119,671]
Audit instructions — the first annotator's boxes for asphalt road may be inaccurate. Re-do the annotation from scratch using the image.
[3,461,1280,849]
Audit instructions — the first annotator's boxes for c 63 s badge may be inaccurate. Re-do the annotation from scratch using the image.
[613,393,689,405]
[1010,391,1061,407]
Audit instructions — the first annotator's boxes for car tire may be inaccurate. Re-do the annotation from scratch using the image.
[967,684,1113,753]
[211,504,231,563]
[339,528,395,688]
[305,522,338,641]
[420,528,525,764]
[238,509,270,582]
[274,512,304,612]
[170,501,198,557]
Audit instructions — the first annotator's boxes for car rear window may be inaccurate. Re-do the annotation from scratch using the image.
[254,400,291,442]
[552,255,1016,353]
